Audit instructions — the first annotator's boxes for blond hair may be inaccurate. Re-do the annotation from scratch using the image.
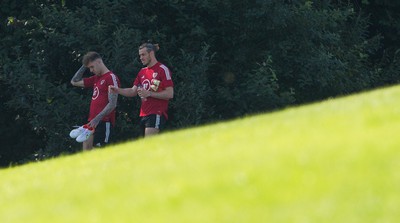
[82,51,102,66]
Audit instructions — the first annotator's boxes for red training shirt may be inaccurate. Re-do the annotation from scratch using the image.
[83,71,120,126]
[133,62,174,119]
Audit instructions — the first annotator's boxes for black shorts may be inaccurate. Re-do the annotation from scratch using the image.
[94,121,113,147]
[140,114,166,131]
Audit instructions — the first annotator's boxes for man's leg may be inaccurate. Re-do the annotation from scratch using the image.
[144,127,160,137]
[142,114,166,137]
[83,134,94,150]
[93,122,112,147]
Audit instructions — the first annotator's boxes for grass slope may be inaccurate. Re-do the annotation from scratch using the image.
[1,86,400,223]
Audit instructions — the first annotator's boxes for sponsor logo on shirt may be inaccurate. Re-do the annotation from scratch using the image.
[92,86,99,100]
[142,79,151,90]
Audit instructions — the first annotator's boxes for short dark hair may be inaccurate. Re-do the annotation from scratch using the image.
[82,51,102,66]
[139,42,160,53]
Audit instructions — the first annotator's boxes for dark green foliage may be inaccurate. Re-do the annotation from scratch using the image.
[167,45,215,127]
[237,1,379,103]
[360,0,400,86]
[0,0,399,166]
[0,80,46,166]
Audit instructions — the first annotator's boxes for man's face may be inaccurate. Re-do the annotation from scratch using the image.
[86,59,101,76]
[139,48,151,66]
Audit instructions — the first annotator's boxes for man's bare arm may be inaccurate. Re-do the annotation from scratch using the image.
[109,85,138,97]
[89,92,118,127]
[71,65,86,87]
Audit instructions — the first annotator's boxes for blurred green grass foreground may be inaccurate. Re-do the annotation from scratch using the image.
[1,85,400,223]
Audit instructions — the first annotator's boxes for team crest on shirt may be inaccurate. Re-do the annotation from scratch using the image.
[100,80,105,85]
[152,72,158,78]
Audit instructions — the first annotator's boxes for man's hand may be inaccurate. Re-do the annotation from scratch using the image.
[109,85,119,94]
[88,118,100,128]
[137,88,151,98]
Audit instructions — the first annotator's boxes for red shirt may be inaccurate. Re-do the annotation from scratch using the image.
[83,71,120,125]
[133,62,174,119]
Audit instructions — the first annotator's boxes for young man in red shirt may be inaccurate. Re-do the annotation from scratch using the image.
[71,51,120,150]
[109,43,174,137]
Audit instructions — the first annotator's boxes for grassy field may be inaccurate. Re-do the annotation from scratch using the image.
[1,85,400,223]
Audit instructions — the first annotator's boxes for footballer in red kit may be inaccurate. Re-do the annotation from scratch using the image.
[71,52,120,150]
[133,62,174,119]
[109,42,174,137]
[84,71,120,126]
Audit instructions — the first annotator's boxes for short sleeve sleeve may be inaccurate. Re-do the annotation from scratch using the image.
[83,76,96,88]
[159,64,174,88]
